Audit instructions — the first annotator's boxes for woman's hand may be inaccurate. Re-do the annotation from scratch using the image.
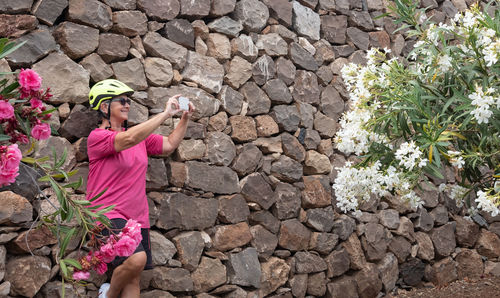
[164,95,182,118]
[181,101,196,120]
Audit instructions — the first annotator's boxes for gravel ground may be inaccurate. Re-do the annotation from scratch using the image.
[387,276,500,298]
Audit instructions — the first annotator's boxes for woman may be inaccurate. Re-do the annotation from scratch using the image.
[86,79,194,298]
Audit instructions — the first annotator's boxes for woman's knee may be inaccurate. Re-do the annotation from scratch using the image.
[124,251,146,273]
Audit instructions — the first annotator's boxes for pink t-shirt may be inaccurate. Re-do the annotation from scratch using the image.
[86,128,163,228]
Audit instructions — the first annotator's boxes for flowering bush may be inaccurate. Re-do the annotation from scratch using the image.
[333,2,499,217]
[72,219,142,280]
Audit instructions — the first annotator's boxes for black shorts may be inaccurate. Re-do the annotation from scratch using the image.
[100,218,153,270]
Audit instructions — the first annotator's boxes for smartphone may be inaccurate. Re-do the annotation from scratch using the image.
[178,96,190,111]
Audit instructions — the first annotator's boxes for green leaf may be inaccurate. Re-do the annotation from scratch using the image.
[0,40,26,59]
[59,227,76,258]
[63,258,82,270]
[64,177,83,190]
[88,188,107,202]
[55,147,68,169]
[72,199,91,206]
[59,259,68,278]
[0,134,11,142]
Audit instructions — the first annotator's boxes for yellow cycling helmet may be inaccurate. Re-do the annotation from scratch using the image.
[88,79,134,110]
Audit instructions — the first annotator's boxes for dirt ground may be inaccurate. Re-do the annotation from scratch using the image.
[387,275,500,298]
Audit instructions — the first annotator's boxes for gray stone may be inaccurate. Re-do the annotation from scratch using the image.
[240,173,275,210]
[262,0,292,26]
[415,231,434,261]
[146,157,168,190]
[271,155,303,182]
[206,132,236,166]
[173,231,205,271]
[144,57,173,87]
[295,251,327,274]
[275,57,296,86]
[249,210,281,234]
[112,58,148,91]
[98,33,130,63]
[253,136,282,154]
[0,0,33,14]
[279,219,311,251]
[80,53,114,82]
[290,274,308,298]
[476,229,500,258]
[413,207,435,232]
[426,257,458,286]
[33,0,68,26]
[183,51,224,93]
[290,42,319,71]
[332,215,356,241]
[68,0,112,31]
[361,223,389,262]
[137,0,180,21]
[453,215,479,247]
[164,19,194,48]
[346,27,369,51]
[320,86,344,120]
[210,0,236,16]
[455,249,484,280]
[430,206,449,226]
[292,1,320,40]
[186,161,239,194]
[271,105,301,133]
[112,10,148,37]
[326,276,358,298]
[252,55,275,86]
[231,144,263,176]
[240,81,271,115]
[256,33,288,57]
[314,111,338,138]
[150,230,177,266]
[306,207,335,232]
[102,0,136,10]
[309,232,339,255]
[143,31,188,70]
[234,0,269,32]
[272,182,301,220]
[292,70,320,104]
[342,233,367,270]
[321,15,347,44]
[304,150,332,175]
[348,11,374,31]
[218,194,250,224]
[378,209,400,230]
[263,79,292,104]
[6,29,56,68]
[388,236,411,263]
[281,132,306,162]
[231,34,258,62]
[151,267,194,292]
[179,0,210,17]
[430,222,456,258]
[400,258,425,286]
[218,85,244,116]
[250,225,278,260]
[208,16,243,38]
[227,248,262,288]
[175,139,205,161]
[157,193,218,230]
[377,253,399,292]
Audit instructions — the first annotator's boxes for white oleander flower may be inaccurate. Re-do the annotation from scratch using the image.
[447,150,465,169]
[437,54,452,72]
[395,141,428,171]
[475,190,500,217]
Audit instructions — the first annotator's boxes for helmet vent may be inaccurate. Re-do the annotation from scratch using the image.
[110,83,119,87]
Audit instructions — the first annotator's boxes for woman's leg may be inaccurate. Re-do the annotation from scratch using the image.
[106,251,146,298]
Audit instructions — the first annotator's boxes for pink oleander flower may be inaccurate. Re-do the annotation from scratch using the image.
[31,122,51,140]
[30,98,43,109]
[121,219,142,243]
[95,261,108,275]
[18,69,42,92]
[0,144,22,187]
[0,101,14,120]
[99,242,116,263]
[72,270,90,281]
[114,235,137,257]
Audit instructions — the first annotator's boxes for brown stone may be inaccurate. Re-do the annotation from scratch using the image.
[476,229,500,258]
[7,225,57,254]
[98,33,130,63]
[415,231,435,261]
[302,175,332,208]
[224,56,253,89]
[229,115,257,142]
[279,219,311,251]
[250,225,278,260]
[0,191,32,225]
[430,222,456,258]
[453,215,480,247]
[213,222,252,251]
[192,257,226,293]
[354,263,383,298]
[426,257,458,286]
[231,144,263,177]
[112,10,148,36]
[455,249,484,280]
[326,249,350,278]
[137,0,179,21]
[0,14,37,38]
[240,173,275,210]
[5,256,51,297]
[326,276,358,298]
[80,53,114,82]
[206,33,231,61]
[255,115,279,137]
[342,233,367,270]
[68,0,112,30]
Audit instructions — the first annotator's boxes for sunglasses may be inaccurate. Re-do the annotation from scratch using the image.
[110,97,131,106]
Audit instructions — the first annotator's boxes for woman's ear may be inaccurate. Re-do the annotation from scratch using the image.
[99,102,108,113]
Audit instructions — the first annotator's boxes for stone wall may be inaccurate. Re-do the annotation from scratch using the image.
[1,0,500,297]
